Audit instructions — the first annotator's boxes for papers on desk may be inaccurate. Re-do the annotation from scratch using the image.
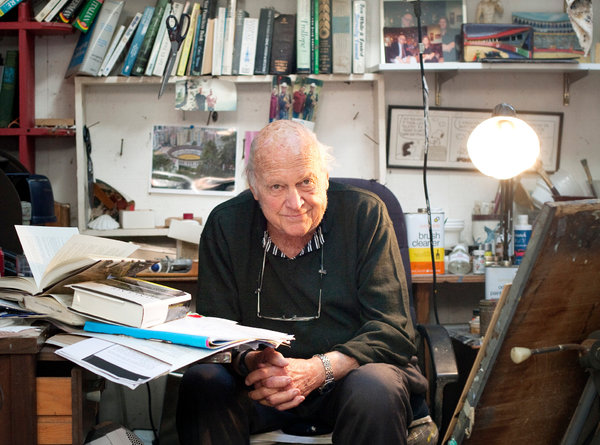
[51,315,294,389]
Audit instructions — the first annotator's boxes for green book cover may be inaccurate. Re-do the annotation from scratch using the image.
[0,50,18,128]
[131,0,169,76]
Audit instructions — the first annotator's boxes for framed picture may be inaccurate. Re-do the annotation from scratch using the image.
[381,0,466,64]
[150,125,237,195]
[386,106,562,172]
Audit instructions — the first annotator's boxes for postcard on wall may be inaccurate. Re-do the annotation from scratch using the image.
[381,0,465,63]
[150,125,237,194]
[174,78,237,112]
[269,76,323,132]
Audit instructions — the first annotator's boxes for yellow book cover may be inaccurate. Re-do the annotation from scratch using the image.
[176,2,200,76]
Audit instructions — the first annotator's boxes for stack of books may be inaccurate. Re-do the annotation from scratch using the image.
[0,225,293,389]
[64,0,368,79]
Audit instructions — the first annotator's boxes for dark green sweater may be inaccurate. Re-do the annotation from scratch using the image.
[196,181,417,366]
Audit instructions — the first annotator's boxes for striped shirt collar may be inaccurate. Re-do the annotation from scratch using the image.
[261,226,325,259]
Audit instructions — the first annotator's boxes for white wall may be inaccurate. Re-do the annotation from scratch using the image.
[32,0,600,242]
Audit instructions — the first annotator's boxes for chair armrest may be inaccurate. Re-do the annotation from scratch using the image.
[416,323,459,430]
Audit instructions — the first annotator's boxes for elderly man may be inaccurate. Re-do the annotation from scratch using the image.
[176,120,433,444]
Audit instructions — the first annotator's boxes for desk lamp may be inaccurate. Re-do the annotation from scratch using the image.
[467,103,540,261]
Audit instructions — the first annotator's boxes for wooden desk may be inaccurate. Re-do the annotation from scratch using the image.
[412,274,485,325]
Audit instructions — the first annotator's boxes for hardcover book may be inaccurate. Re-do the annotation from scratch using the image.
[210,5,227,76]
[177,2,201,76]
[35,0,63,22]
[44,0,70,22]
[189,0,213,76]
[296,0,311,74]
[0,49,17,128]
[131,0,170,76]
[100,12,142,76]
[221,0,237,76]
[238,16,258,75]
[70,277,191,328]
[254,7,275,75]
[121,5,154,76]
[152,2,184,76]
[73,0,105,33]
[230,8,249,75]
[0,0,25,17]
[352,0,365,73]
[59,0,87,23]
[269,13,296,75]
[318,0,332,74]
[331,0,352,73]
[65,0,124,78]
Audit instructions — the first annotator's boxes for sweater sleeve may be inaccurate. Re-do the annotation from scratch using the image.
[332,196,417,366]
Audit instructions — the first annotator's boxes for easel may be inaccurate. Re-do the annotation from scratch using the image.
[444,199,600,444]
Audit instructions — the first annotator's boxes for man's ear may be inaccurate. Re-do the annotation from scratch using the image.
[249,185,259,201]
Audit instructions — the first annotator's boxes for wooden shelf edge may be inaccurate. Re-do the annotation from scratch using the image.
[373,62,600,73]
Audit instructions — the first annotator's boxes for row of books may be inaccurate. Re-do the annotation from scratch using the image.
[0,49,17,128]
[65,0,367,79]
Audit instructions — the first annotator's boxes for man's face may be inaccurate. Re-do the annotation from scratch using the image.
[250,143,328,240]
[398,35,406,44]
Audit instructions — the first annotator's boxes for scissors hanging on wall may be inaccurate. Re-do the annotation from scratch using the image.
[158,11,191,99]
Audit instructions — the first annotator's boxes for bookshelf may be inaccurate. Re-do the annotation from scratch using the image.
[0,2,75,173]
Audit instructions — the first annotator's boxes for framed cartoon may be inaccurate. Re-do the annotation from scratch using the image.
[386,106,562,172]
[381,0,466,64]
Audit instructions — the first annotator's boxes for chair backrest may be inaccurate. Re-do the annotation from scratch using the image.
[332,178,415,320]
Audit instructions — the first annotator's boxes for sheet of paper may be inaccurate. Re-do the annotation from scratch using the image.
[55,337,172,389]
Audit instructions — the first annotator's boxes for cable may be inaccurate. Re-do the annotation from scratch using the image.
[146,382,159,445]
[412,0,440,325]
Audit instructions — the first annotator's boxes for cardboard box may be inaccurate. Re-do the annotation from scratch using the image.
[485,265,518,300]
[406,211,445,275]
[119,210,155,229]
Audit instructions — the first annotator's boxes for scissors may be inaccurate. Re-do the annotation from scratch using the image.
[158,12,191,99]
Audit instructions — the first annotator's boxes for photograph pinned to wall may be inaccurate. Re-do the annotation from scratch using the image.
[291,77,322,131]
[174,78,237,112]
[269,75,292,122]
[381,0,465,63]
[150,125,237,194]
[386,106,562,172]
[243,130,260,166]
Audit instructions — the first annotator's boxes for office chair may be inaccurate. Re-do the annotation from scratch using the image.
[249,178,459,444]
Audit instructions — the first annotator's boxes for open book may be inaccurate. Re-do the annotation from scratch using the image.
[0,226,153,295]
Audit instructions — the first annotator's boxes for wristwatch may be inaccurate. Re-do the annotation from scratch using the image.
[314,354,335,394]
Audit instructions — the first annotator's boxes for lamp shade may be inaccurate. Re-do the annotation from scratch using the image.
[467,116,540,180]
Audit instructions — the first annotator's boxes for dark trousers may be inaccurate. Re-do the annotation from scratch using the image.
[176,362,427,445]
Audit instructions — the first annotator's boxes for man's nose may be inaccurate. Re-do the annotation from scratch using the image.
[285,187,303,208]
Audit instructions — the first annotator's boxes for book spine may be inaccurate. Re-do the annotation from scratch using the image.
[121,6,154,76]
[269,14,296,75]
[186,7,203,75]
[210,6,226,76]
[238,17,257,75]
[318,0,332,74]
[220,0,237,76]
[153,2,183,76]
[176,2,200,76]
[0,50,17,128]
[65,16,97,77]
[131,0,169,76]
[144,3,171,76]
[73,0,105,33]
[170,1,191,76]
[352,0,365,73]
[44,0,70,22]
[254,7,274,75]
[296,0,311,74]
[35,0,63,22]
[200,0,216,75]
[100,12,141,76]
[189,0,210,76]
[230,8,248,76]
[98,24,124,75]
[79,0,123,75]
[0,0,24,17]
[59,0,87,23]
[311,0,319,73]
[331,0,351,73]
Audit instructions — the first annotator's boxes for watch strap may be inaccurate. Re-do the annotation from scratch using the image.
[314,354,334,393]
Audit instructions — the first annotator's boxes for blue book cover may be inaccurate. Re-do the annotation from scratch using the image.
[0,0,25,17]
[121,5,154,76]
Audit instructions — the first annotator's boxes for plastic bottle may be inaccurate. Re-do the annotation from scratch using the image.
[472,249,486,275]
[447,243,472,275]
[513,215,532,265]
